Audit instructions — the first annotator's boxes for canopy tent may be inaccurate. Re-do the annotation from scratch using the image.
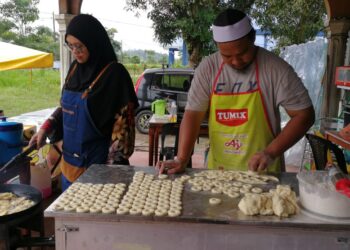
[0,41,53,71]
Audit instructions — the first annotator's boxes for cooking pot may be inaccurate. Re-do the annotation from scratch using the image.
[0,117,23,166]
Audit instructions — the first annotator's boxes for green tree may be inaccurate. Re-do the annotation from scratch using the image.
[251,0,326,50]
[0,0,39,35]
[130,55,141,64]
[125,0,254,66]
[106,27,122,56]
[158,55,167,65]
[126,0,325,65]
[145,50,156,64]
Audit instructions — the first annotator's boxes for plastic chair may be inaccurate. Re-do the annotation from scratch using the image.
[305,133,348,174]
[158,123,192,168]
[183,80,190,92]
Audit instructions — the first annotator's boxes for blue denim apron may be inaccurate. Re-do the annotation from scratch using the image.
[60,62,113,190]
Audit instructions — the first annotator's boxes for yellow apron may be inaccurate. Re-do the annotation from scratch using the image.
[207,61,281,173]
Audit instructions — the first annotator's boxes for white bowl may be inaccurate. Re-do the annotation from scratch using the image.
[297,171,350,218]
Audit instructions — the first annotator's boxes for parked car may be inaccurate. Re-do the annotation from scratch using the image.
[134,68,194,134]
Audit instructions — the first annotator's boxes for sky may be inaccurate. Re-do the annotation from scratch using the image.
[36,0,169,53]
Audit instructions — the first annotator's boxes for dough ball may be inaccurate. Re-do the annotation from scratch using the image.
[209,198,221,205]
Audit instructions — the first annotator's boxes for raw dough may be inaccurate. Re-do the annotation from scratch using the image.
[209,198,221,205]
[102,206,115,214]
[76,206,89,213]
[238,185,298,217]
[251,187,263,194]
[158,174,168,180]
[168,209,181,217]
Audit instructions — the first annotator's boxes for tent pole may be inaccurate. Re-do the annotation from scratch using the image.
[30,69,32,87]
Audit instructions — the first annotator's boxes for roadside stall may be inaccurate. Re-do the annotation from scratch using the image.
[45,164,350,250]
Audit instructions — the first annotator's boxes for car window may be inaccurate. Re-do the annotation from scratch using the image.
[151,73,192,92]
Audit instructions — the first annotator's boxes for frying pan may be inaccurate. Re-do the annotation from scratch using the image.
[0,183,42,223]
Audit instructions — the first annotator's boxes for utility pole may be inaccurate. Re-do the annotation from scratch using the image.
[52,12,56,41]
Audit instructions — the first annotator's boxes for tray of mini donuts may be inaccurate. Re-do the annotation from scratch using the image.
[46,165,299,220]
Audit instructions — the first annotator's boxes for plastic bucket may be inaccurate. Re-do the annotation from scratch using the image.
[151,99,166,115]
[0,119,23,165]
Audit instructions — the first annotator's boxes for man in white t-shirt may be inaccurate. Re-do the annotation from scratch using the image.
[157,8,314,174]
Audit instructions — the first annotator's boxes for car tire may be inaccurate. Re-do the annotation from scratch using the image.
[135,110,153,134]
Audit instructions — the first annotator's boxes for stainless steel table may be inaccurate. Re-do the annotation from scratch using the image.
[45,165,350,250]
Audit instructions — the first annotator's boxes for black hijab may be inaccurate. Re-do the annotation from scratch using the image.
[63,14,138,136]
[65,14,117,90]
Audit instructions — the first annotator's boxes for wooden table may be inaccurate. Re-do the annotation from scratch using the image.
[148,115,209,166]
[148,115,175,166]
[325,130,350,150]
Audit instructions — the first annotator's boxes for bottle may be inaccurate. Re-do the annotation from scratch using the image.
[170,101,177,123]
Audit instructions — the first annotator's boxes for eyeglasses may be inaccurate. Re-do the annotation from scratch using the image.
[64,43,85,53]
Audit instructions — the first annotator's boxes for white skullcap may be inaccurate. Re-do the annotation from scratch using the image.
[212,15,252,42]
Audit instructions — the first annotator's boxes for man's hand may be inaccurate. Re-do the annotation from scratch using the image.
[248,151,274,172]
[156,157,187,175]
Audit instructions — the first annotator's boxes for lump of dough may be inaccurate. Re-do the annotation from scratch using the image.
[238,194,262,215]
[238,185,298,217]
[271,185,299,217]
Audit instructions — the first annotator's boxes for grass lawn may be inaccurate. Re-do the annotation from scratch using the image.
[0,69,61,117]
[0,64,150,117]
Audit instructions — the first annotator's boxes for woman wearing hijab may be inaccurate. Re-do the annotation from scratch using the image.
[30,14,139,191]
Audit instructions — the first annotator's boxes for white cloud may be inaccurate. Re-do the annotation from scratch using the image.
[36,0,168,53]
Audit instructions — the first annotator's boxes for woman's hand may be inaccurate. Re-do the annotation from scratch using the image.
[29,128,48,149]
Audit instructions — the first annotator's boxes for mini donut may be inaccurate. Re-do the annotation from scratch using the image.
[154,208,167,216]
[119,202,132,209]
[157,203,169,210]
[251,187,263,194]
[211,187,222,194]
[53,203,64,211]
[242,184,253,189]
[89,206,102,213]
[107,197,119,204]
[102,206,115,214]
[209,198,221,205]
[227,192,240,199]
[116,207,129,215]
[142,208,154,216]
[104,183,116,188]
[266,175,279,182]
[158,174,168,180]
[191,186,202,192]
[239,188,250,194]
[232,181,243,187]
[129,207,142,215]
[169,200,182,206]
[168,209,181,217]
[76,206,89,213]
[93,200,106,207]
[96,197,108,203]
[202,185,211,191]
[58,198,70,205]
[99,191,110,197]
[63,204,76,212]
[169,204,182,211]
[229,186,240,192]
[81,202,93,208]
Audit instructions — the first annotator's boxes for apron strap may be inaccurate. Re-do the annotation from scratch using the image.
[81,61,115,99]
[64,63,78,85]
